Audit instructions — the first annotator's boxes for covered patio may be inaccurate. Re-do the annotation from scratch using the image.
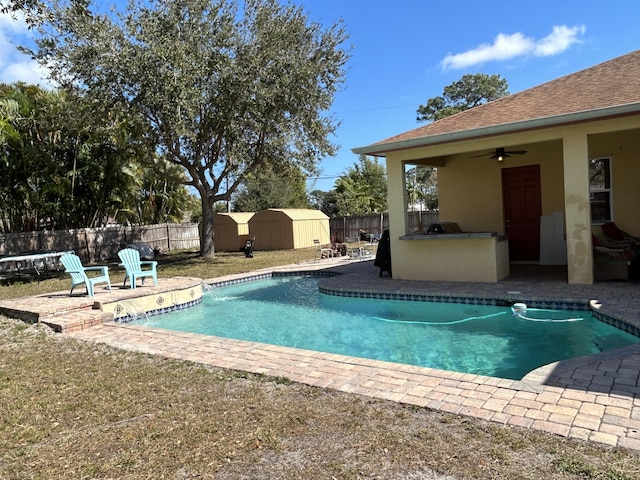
[353,49,640,285]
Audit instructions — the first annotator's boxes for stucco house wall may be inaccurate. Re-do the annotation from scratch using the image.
[355,50,640,285]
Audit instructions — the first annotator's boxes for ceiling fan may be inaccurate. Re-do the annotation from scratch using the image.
[471,147,527,164]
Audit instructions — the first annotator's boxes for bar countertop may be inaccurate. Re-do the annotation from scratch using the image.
[399,231,505,241]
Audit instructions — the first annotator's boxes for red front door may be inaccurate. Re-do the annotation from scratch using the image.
[502,165,542,262]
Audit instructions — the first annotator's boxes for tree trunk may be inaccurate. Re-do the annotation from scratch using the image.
[200,196,215,257]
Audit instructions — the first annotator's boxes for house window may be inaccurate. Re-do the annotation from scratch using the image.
[589,157,612,224]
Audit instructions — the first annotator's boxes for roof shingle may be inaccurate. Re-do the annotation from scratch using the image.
[370,49,640,147]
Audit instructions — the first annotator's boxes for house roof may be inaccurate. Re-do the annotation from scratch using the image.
[353,49,640,156]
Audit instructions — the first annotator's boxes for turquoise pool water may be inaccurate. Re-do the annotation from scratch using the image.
[128,276,640,379]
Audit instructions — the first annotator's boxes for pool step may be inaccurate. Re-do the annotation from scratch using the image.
[0,277,204,332]
[42,310,114,333]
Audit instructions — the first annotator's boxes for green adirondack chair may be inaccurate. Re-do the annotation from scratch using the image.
[118,248,158,289]
[60,253,111,297]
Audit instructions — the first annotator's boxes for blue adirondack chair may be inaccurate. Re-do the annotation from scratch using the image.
[60,253,112,297]
[118,248,158,289]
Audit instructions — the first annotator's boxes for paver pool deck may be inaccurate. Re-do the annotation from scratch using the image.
[2,259,640,451]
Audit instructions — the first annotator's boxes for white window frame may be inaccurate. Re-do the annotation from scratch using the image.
[589,156,613,225]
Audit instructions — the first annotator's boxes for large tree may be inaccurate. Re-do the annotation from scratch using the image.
[0,82,196,231]
[412,74,509,211]
[15,0,349,256]
[416,73,509,123]
[323,155,387,217]
[405,165,438,211]
[233,164,310,212]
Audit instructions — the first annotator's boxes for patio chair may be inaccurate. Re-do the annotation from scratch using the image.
[314,239,334,261]
[593,247,633,281]
[118,248,158,289]
[60,253,112,297]
[592,235,634,281]
[345,236,372,261]
[600,222,640,249]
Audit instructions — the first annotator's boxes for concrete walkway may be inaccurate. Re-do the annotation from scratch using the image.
[3,258,640,451]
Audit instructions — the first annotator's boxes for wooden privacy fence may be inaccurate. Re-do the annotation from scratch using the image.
[0,212,439,264]
[0,223,200,264]
[329,211,438,242]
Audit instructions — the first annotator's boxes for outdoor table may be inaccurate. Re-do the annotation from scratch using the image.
[0,250,74,278]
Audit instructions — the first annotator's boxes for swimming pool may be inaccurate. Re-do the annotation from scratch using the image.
[127,275,640,379]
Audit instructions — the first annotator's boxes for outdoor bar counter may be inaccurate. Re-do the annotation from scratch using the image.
[396,230,510,282]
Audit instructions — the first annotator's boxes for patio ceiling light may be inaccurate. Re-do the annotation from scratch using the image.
[471,147,528,164]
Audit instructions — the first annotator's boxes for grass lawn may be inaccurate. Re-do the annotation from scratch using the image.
[1,249,639,479]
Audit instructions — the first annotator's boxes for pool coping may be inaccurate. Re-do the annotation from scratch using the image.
[206,270,640,385]
[207,269,640,340]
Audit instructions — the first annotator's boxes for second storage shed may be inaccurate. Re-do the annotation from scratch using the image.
[213,212,255,252]
[248,209,330,251]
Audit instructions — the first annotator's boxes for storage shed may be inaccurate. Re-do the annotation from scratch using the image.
[213,212,255,252]
[248,209,330,251]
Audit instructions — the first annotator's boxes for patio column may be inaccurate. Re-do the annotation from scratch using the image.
[562,130,593,284]
[386,156,407,237]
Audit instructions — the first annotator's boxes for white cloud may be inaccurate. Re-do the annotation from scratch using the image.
[534,25,586,56]
[1,58,51,85]
[0,12,52,87]
[442,25,586,70]
[0,11,28,34]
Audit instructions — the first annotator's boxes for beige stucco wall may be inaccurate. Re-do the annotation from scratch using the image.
[384,117,640,285]
[588,129,640,236]
[437,139,565,234]
[563,129,592,284]
[437,156,505,233]
[393,236,509,282]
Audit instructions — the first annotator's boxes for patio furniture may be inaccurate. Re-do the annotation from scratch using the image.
[593,246,634,281]
[124,242,156,260]
[0,250,74,279]
[600,222,640,251]
[314,239,334,261]
[118,248,158,289]
[60,253,112,297]
[344,237,366,260]
[592,234,635,281]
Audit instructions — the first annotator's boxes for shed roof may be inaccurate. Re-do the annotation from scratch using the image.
[253,209,329,221]
[215,212,255,224]
[353,49,640,156]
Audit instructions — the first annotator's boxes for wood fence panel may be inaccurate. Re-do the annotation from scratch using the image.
[329,212,438,242]
[142,224,168,250]
[408,211,439,233]
[0,215,438,263]
[165,223,201,251]
[0,223,200,264]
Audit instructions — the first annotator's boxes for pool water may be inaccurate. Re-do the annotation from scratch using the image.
[128,276,640,379]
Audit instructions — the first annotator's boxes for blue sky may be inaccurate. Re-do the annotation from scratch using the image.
[2,1,639,191]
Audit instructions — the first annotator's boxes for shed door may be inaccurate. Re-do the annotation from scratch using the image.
[502,165,542,262]
[258,221,283,250]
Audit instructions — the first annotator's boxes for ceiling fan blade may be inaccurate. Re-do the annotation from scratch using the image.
[470,152,492,158]
[470,148,527,158]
